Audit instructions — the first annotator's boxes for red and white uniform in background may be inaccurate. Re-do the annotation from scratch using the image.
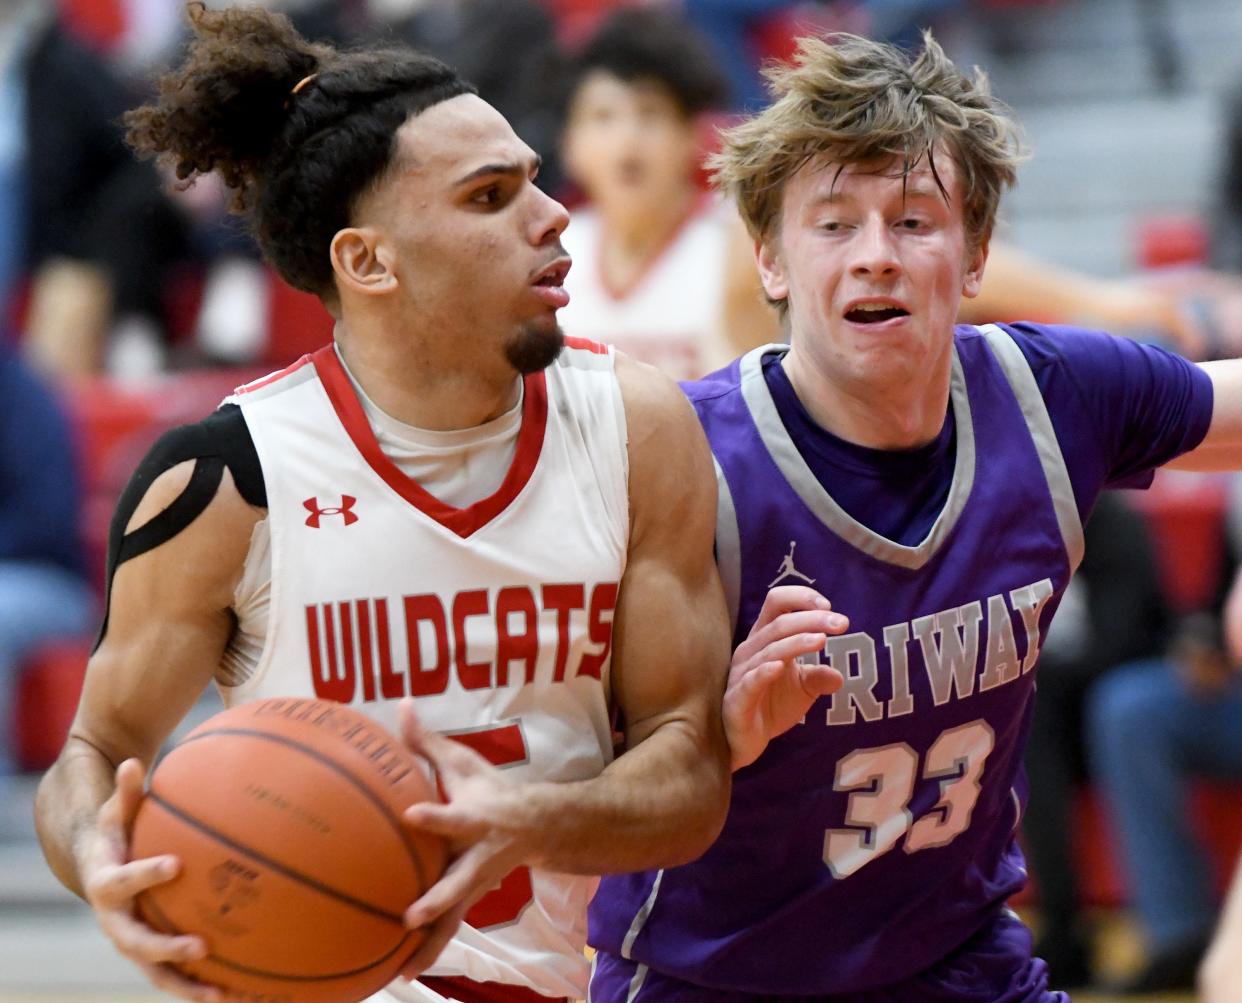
[219,338,630,1002]
[558,195,732,382]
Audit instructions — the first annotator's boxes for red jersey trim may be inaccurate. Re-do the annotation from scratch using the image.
[595,190,714,302]
[420,976,567,1003]
[563,335,609,355]
[231,353,315,396]
[311,346,548,539]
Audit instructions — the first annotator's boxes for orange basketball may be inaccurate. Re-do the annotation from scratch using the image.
[130,697,447,1003]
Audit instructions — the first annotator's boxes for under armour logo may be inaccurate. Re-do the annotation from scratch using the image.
[304,495,359,528]
[769,540,815,588]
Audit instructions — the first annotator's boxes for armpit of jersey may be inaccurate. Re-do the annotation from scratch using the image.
[93,404,266,651]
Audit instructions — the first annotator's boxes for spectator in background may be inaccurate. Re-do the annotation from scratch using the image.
[558,7,777,380]
[1022,492,1171,989]
[0,0,177,377]
[1212,77,1242,273]
[1087,477,1242,995]
[0,340,94,778]
[684,0,967,112]
[374,0,567,196]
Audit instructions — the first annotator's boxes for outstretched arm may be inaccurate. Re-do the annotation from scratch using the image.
[1166,360,1242,471]
[958,241,1206,356]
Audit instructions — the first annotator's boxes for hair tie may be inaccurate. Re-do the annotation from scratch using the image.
[284,73,318,111]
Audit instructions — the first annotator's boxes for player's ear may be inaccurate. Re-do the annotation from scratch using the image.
[330,227,398,297]
[755,236,789,306]
[961,232,990,300]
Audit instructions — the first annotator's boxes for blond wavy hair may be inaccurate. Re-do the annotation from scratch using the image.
[711,32,1023,251]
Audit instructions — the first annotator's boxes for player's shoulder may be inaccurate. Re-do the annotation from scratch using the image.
[679,351,755,420]
[557,335,615,368]
[966,320,1204,390]
[142,404,266,509]
[228,352,320,404]
[963,318,1164,358]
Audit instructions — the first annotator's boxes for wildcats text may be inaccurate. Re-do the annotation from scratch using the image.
[304,582,619,704]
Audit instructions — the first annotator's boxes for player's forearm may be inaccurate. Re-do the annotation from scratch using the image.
[514,717,730,874]
[1201,854,1242,1001]
[35,737,117,897]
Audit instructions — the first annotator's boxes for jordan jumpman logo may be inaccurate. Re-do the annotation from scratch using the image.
[769,540,816,587]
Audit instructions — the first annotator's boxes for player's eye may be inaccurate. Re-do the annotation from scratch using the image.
[472,184,504,207]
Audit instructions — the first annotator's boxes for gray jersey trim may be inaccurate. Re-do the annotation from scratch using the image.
[626,963,651,1002]
[586,953,599,1002]
[739,344,976,570]
[714,457,742,637]
[978,324,1085,573]
[620,869,664,960]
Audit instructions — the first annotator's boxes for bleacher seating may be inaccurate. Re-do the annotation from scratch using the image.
[11,366,260,771]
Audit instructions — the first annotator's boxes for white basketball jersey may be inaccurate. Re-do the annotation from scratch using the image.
[221,338,629,1001]
[558,195,731,381]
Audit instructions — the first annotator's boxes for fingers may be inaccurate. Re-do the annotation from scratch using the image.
[86,853,181,907]
[403,802,483,842]
[89,857,210,967]
[101,905,208,966]
[735,609,846,667]
[114,758,147,824]
[400,901,467,980]
[797,662,845,698]
[753,586,833,631]
[743,630,829,670]
[403,842,499,930]
[398,700,488,777]
[725,660,786,722]
[95,759,146,844]
[136,959,223,1003]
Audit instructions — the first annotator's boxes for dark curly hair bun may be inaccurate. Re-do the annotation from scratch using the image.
[125,2,474,297]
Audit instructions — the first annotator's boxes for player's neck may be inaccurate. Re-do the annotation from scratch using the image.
[333,321,521,432]
[782,347,952,451]
[597,186,698,286]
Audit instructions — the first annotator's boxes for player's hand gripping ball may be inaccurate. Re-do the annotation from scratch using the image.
[129,698,447,1003]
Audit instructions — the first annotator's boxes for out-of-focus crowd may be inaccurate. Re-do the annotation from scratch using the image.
[3,0,1242,998]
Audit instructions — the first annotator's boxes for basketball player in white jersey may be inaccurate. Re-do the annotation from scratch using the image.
[31,7,766,1003]
[557,8,780,381]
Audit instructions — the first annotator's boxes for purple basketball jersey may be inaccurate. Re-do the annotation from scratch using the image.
[590,326,1088,996]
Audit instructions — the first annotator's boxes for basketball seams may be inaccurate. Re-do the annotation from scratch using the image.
[145,791,408,925]
[142,892,422,983]
[162,724,434,893]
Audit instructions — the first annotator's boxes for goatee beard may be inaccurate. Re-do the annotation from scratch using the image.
[505,322,564,374]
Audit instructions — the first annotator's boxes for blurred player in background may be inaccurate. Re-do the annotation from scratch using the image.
[1086,481,1242,994]
[32,6,747,1003]
[588,32,1242,1002]
[557,7,778,380]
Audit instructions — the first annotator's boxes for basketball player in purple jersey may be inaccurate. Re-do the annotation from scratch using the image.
[589,33,1242,1002]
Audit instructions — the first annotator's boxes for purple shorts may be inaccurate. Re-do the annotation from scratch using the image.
[588,909,1070,1003]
